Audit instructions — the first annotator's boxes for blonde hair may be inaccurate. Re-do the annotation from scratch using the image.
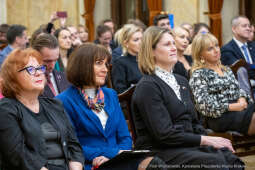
[138,26,170,75]
[191,33,225,73]
[114,24,142,55]
[172,26,189,38]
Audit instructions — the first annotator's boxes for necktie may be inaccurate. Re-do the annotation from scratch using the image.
[241,45,251,64]
[46,74,57,96]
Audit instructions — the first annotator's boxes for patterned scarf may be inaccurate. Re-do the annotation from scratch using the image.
[79,88,105,112]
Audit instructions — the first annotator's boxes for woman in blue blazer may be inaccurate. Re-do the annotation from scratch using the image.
[56,43,165,170]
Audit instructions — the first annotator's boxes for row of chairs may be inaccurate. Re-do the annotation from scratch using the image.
[117,59,255,157]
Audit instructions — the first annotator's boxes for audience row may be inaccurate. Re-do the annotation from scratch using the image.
[0,13,255,170]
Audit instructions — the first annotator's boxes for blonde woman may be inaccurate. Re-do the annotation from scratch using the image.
[172,26,191,79]
[189,33,255,135]
[132,26,244,169]
[111,24,143,93]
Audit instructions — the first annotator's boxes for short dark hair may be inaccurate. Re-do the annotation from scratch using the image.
[32,33,59,51]
[6,24,26,44]
[101,19,113,25]
[54,28,69,39]
[193,23,210,37]
[96,25,112,39]
[66,43,111,88]
[153,14,169,26]
[30,28,45,47]
[0,24,10,33]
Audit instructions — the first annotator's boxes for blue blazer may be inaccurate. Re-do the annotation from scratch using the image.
[56,86,132,169]
[221,39,255,77]
[0,45,13,68]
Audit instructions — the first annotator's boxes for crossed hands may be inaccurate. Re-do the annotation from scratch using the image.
[201,136,235,153]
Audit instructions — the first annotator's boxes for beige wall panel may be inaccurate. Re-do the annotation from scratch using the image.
[163,0,199,26]
[222,0,239,44]
[28,0,57,33]
[58,0,79,27]
[7,0,80,36]
[7,0,28,26]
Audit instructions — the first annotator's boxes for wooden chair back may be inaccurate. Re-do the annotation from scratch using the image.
[229,59,254,100]
[230,59,247,77]
[118,85,137,143]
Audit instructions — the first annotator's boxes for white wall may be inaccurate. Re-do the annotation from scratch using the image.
[199,0,209,24]
[222,0,239,44]
[78,0,85,25]
[0,0,7,24]
[93,0,111,28]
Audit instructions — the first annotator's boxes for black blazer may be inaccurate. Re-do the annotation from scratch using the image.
[221,39,255,78]
[111,53,142,93]
[0,97,84,170]
[42,69,70,98]
[131,74,206,161]
[173,55,193,80]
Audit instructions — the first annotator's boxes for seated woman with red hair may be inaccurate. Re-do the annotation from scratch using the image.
[0,48,84,170]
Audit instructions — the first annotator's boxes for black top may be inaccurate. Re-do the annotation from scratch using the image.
[111,46,123,63]
[111,53,142,93]
[28,105,65,160]
[0,97,84,170]
[173,55,192,80]
[132,74,206,151]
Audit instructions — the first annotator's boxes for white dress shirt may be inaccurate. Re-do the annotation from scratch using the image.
[49,73,59,95]
[233,37,253,64]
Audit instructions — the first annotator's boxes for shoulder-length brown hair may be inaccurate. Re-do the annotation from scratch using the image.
[138,26,170,75]
[1,48,43,98]
[67,43,111,88]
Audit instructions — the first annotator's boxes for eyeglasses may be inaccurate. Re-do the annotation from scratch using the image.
[18,65,46,75]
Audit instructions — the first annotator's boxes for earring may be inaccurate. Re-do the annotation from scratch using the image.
[200,58,205,64]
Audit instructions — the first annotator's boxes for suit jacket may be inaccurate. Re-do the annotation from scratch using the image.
[42,69,70,98]
[0,97,84,170]
[112,53,142,94]
[56,86,132,170]
[221,39,255,78]
[173,55,193,80]
[131,74,206,161]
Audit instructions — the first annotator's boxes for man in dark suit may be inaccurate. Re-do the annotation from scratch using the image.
[221,16,255,97]
[221,16,255,74]
[32,33,70,98]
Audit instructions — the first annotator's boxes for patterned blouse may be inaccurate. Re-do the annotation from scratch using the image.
[155,66,182,101]
[189,67,252,118]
